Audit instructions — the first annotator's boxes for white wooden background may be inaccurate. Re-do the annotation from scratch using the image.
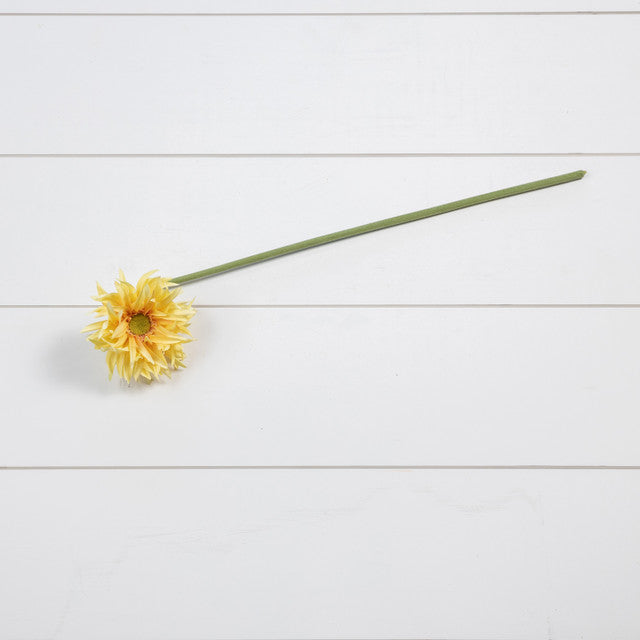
[1,1,639,638]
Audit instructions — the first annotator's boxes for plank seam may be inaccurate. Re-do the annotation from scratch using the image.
[0,11,639,16]
[3,304,640,309]
[0,153,638,158]
[2,466,640,470]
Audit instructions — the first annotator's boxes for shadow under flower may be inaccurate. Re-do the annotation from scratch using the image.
[44,307,208,393]
[44,330,146,394]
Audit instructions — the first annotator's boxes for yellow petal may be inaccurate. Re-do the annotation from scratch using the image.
[85,270,195,383]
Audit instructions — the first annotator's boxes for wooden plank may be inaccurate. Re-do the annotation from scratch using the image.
[1,468,638,639]
[2,306,640,466]
[0,16,637,153]
[0,1,637,13]
[1,157,636,305]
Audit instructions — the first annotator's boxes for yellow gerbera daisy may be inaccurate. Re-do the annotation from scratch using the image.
[82,270,195,382]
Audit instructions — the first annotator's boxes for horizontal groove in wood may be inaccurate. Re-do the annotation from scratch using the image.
[0,152,639,157]
[1,11,639,16]
[3,465,640,470]
[3,304,640,309]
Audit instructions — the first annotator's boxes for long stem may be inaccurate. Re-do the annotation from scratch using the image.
[171,170,586,285]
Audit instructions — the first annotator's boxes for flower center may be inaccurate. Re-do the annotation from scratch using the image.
[129,313,151,336]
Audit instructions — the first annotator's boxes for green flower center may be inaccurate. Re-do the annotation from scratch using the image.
[129,313,151,336]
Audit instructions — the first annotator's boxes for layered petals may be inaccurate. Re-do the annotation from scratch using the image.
[83,271,195,382]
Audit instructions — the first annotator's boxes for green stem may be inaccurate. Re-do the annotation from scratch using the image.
[171,170,586,285]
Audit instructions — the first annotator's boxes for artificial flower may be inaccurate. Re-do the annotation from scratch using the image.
[83,270,195,382]
[85,171,585,383]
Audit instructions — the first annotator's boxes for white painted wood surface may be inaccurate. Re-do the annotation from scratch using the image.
[0,15,638,153]
[1,2,639,639]
[0,156,635,306]
[2,1,639,13]
[1,469,640,640]
[3,307,640,466]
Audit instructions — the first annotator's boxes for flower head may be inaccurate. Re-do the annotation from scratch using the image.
[83,270,195,382]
